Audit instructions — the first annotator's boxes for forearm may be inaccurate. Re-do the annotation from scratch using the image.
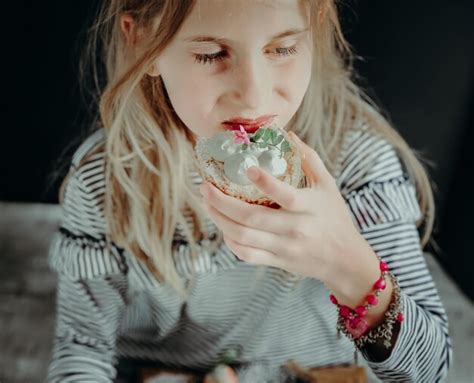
[321,224,452,381]
[322,229,395,333]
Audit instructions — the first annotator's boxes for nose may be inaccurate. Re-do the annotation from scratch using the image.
[230,54,270,110]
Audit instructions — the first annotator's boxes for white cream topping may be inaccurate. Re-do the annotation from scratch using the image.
[258,148,288,177]
[223,153,260,185]
[205,128,289,185]
[205,131,238,161]
[237,142,268,158]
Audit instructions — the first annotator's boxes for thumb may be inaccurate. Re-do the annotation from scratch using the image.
[288,131,331,187]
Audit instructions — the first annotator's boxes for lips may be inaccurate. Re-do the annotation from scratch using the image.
[222,114,277,134]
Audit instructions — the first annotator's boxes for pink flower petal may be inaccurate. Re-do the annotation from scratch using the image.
[233,125,250,145]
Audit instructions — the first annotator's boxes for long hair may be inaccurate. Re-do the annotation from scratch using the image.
[74,0,436,300]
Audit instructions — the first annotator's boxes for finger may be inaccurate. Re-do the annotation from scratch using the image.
[244,166,302,211]
[201,182,296,234]
[288,131,333,187]
[203,200,285,256]
[223,233,285,270]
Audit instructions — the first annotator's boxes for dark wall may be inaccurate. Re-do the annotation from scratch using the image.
[2,1,97,202]
[343,1,474,220]
[4,1,473,299]
[340,1,474,300]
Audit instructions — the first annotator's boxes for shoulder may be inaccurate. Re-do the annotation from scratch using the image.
[59,128,107,236]
[335,120,423,232]
[70,128,107,171]
[49,128,127,280]
[336,120,409,192]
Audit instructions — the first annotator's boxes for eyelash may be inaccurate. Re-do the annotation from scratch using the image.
[193,45,299,65]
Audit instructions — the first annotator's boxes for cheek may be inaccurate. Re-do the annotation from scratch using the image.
[160,61,217,134]
[280,55,312,101]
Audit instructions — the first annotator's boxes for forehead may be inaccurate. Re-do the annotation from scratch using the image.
[178,0,309,43]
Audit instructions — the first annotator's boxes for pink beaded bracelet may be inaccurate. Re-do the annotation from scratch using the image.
[329,258,404,339]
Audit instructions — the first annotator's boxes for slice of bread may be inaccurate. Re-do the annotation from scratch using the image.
[194,124,305,208]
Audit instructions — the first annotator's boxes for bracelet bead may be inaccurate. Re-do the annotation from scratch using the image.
[329,257,404,341]
[334,269,405,349]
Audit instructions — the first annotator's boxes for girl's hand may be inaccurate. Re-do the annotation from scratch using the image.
[199,131,363,282]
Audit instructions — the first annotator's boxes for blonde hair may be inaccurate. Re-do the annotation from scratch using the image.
[75,0,436,300]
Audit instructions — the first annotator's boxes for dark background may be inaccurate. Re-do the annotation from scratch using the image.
[3,1,473,299]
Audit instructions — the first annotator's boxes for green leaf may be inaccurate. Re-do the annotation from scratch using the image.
[253,129,264,141]
[281,141,290,152]
[262,128,271,142]
[258,142,267,148]
[274,135,284,145]
[221,348,239,364]
[270,130,278,144]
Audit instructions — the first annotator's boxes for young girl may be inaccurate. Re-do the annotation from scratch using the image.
[47,0,453,382]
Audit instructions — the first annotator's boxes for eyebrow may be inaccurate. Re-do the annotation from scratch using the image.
[184,27,309,44]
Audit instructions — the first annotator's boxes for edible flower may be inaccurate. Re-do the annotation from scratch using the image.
[233,125,251,145]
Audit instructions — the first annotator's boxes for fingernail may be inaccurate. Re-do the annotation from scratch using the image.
[246,166,260,181]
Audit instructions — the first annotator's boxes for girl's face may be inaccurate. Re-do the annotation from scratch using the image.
[155,0,312,140]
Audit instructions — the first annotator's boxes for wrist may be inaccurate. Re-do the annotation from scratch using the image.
[322,232,393,328]
[336,271,405,352]
[322,230,378,302]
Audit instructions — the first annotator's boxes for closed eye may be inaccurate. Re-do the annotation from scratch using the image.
[193,45,299,65]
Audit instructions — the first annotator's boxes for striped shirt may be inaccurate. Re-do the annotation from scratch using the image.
[46,122,453,382]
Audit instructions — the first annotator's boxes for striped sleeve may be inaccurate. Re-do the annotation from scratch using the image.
[338,127,453,382]
[47,152,128,383]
